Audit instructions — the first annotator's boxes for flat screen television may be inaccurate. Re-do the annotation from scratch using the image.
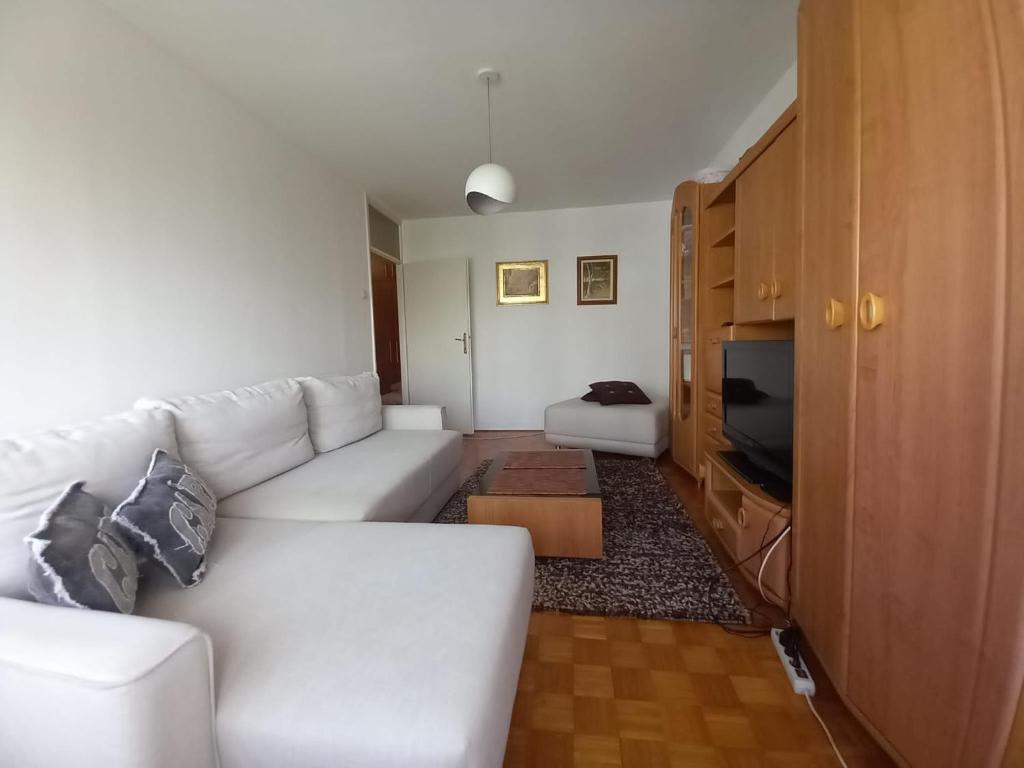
[720,339,794,501]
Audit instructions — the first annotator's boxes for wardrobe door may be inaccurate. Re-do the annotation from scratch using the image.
[793,0,858,690]
[848,1,1022,764]
[734,153,773,323]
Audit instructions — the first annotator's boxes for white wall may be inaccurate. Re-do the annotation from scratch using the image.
[708,62,797,172]
[403,201,670,430]
[0,0,373,435]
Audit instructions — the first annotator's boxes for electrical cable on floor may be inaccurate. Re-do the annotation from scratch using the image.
[804,692,850,768]
[757,526,792,606]
[705,519,791,637]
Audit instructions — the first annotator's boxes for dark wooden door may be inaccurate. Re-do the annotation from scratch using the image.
[370,253,401,397]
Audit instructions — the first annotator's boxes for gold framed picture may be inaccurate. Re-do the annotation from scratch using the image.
[496,260,548,305]
[577,255,618,305]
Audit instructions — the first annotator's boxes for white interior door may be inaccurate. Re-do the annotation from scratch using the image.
[402,258,474,433]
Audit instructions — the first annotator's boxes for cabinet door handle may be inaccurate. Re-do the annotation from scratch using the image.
[758,281,770,300]
[737,507,748,528]
[859,292,886,330]
[825,298,846,330]
[770,279,783,299]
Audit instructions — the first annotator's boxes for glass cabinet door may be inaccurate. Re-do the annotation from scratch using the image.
[679,206,694,419]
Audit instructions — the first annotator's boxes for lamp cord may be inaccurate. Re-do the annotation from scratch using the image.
[486,77,493,163]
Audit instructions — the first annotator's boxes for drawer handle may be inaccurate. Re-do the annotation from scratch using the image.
[710,338,722,345]
[737,507,747,528]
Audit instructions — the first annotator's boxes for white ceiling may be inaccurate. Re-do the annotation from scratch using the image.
[100,0,797,220]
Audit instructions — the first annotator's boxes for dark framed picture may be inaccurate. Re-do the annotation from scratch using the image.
[577,255,618,305]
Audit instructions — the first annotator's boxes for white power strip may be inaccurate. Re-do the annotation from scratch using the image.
[771,628,816,696]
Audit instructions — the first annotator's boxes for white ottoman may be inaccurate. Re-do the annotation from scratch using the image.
[544,397,669,458]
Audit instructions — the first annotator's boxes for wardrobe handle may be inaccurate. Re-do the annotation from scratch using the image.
[859,292,886,330]
[825,298,846,330]
[770,280,783,299]
[758,281,770,301]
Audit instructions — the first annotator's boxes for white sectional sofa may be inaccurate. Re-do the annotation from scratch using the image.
[0,376,535,768]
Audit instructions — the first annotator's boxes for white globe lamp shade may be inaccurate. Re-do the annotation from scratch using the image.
[465,162,516,215]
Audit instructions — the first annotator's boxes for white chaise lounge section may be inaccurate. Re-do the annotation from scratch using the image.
[544,397,669,458]
[136,520,534,768]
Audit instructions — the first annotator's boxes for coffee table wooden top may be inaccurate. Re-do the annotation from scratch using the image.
[479,449,601,497]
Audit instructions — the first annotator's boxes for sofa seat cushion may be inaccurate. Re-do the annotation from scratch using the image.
[136,379,313,500]
[545,397,668,445]
[216,429,462,523]
[136,518,534,768]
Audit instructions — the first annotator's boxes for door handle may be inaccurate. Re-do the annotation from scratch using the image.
[825,298,846,329]
[454,333,467,354]
[858,293,886,330]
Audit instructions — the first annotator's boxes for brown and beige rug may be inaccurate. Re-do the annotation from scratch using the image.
[434,456,750,624]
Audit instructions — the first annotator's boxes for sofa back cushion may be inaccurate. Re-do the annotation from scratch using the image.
[136,379,313,499]
[0,409,178,599]
[300,373,383,453]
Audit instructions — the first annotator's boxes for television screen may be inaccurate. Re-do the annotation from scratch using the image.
[721,340,794,484]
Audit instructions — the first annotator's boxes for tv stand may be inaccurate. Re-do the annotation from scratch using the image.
[703,450,792,605]
[719,450,792,503]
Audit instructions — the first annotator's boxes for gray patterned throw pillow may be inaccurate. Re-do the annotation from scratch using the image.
[25,482,139,613]
[113,449,217,588]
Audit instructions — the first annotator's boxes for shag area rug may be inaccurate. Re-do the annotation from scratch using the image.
[434,456,750,623]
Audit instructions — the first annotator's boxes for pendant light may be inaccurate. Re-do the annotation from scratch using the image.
[465,68,516,214]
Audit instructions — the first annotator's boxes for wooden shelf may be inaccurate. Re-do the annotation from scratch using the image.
[711,227,735,248]
[706,179,736,208]
[711,275,735,289]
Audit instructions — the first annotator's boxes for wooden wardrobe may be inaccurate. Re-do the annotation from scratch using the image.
[794,1,1024,765]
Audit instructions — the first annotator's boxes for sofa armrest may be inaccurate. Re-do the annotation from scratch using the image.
[0,597,218,768]
[381,404,447,430]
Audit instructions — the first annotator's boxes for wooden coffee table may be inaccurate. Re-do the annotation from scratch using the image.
[467,449,603,558]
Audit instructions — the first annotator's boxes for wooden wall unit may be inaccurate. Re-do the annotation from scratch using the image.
[666,104,801,616]
[689,105,798,484]
[794,1,1024,765]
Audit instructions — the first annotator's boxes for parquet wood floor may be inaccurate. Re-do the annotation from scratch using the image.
[459,432,894,768]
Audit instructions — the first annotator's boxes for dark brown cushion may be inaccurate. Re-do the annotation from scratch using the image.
[582,381,652,406]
